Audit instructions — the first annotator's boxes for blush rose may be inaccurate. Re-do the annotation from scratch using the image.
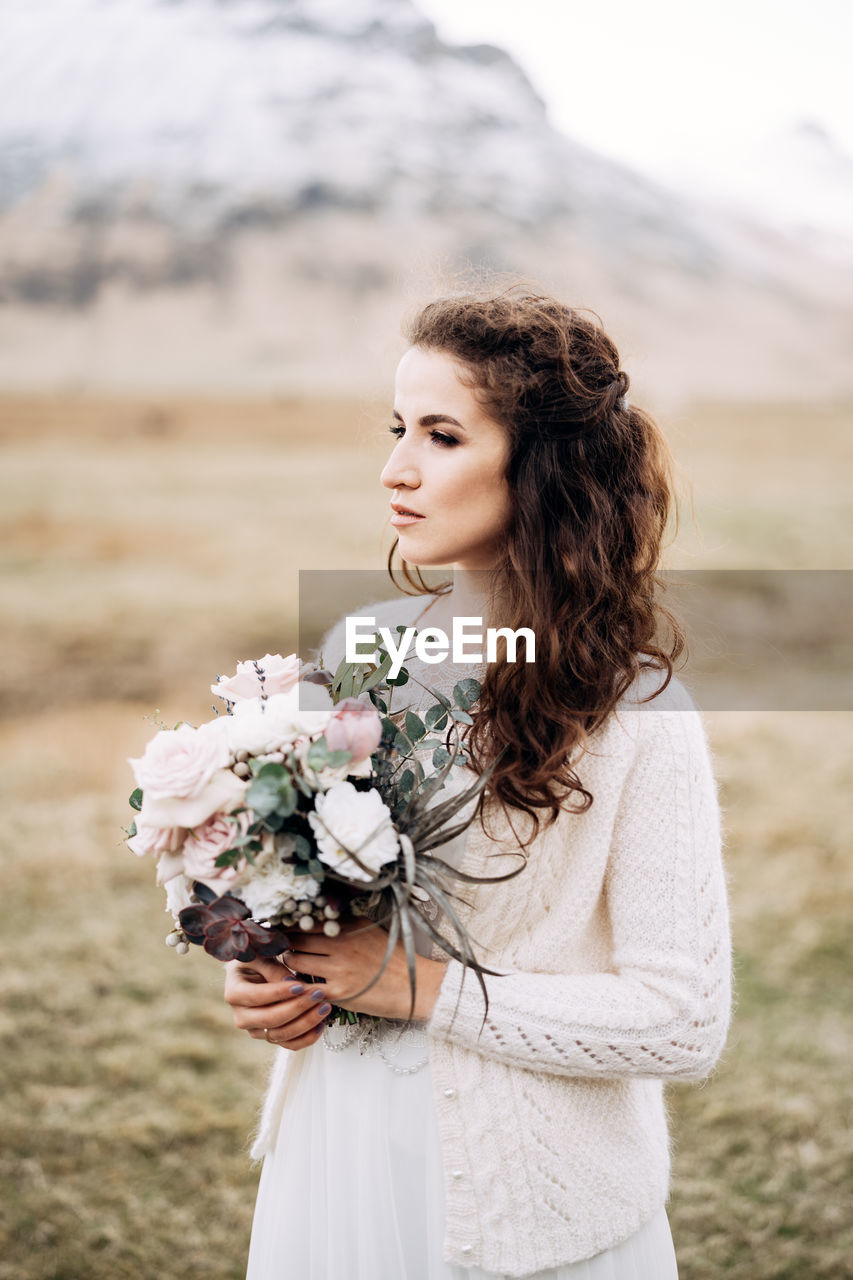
[129,722,229,799]
[324,697,383,763]
[211,654,302,703]
[183,810,251,885]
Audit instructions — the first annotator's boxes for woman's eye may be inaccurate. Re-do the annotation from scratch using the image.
[386,424,458,448]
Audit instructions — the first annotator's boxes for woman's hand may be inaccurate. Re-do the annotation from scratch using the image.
[223,957,333,1050]
[282,918,447,1021]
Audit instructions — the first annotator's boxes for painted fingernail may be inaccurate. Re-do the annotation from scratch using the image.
[318,1003,332,1015]
[289,983,305,995]
[310,989,326,1002]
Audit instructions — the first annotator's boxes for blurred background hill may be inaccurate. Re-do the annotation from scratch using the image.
[1,0,852,405]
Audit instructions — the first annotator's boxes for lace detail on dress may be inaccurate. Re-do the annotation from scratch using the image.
[321,1016,430,1075]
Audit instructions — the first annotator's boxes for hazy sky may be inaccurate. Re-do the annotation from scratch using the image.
[417,0,853,184]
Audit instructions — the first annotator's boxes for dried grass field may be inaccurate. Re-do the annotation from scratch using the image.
[1,395,851,1279]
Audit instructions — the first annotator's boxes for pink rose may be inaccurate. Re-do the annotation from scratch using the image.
[324,697,383,763]
[183,810,251,885]
[139,768,248,831]
[127,824,183,858]
[211,654,302,703]
[129,722,230,800]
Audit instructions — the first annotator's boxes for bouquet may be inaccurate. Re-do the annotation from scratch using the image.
[127,632,521,1024]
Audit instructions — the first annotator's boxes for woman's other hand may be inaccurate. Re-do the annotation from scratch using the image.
[223,958,332,1050]
[281,918,447,1021]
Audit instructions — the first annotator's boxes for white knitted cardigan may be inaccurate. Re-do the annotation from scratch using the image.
[250,595,733,1277]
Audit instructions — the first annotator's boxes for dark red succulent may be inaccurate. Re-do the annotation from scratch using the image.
[178,891,289,963]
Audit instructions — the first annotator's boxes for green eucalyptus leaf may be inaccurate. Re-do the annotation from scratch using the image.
[254,761,288,780]
[129,788,143,812]
[453,678,481,711]
[432,746,452,769]
[369,690,388,714]
[360,652,393,694]
[404,711,426,742]
[213,850,242,868]
[424,705,448,732]
[128,819,137,838]
[380,716,398,739]
[291,834,312,860]
[306,738,329,770]
[450,709,474,725]
[331,656,350,697]
[247,772,296,820]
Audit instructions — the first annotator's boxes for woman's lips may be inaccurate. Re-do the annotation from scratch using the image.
[390,511,425,526]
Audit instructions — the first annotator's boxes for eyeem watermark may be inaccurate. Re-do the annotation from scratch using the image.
[345,616,536,679]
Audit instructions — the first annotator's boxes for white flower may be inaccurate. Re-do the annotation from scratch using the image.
[225,685,334,756]
[287,682,336,735]
[129,720,229,798]
[308,781,399,883]
[163,873,195,920]
[293,738,373,792]
[233,835,320,920]
[211,653,302,703]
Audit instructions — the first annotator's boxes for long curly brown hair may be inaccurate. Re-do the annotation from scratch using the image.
[387,285,686,848]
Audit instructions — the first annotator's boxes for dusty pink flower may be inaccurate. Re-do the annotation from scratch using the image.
[129,722,229,799]
[324,697,383,763]
[183,810,251,885]
[127,824,183,858]
[211,654,302,703]
[140,769,248,835]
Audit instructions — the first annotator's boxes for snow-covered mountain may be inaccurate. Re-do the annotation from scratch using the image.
[0,0,851,403]
[0,0,707,245]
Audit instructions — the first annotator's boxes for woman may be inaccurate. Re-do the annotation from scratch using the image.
[224,287,733,1279]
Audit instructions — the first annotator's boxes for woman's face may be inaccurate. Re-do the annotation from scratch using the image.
[380,346,514,570]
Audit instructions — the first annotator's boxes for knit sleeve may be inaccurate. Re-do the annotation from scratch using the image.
[425,703,733,1081]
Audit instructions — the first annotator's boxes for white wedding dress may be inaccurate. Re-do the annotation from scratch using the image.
[245,787,678,1280]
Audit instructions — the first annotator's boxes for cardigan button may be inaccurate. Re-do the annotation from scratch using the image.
[451,1169,463,1179]
[443,1087,457,1099]
[461,1245,473,1255]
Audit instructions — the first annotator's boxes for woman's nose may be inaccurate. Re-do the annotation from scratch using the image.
[380,444,420,492]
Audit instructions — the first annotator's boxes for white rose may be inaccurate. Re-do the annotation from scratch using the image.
[129,720,229,799]
[232,834,321,919]
[163,873,195,920]
[308,781,399,883]
[225,685,334,756]
[287,682,336,735]
[211,653,302,703]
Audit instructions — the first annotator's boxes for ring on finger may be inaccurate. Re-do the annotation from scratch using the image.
[264,1027,275,1044]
